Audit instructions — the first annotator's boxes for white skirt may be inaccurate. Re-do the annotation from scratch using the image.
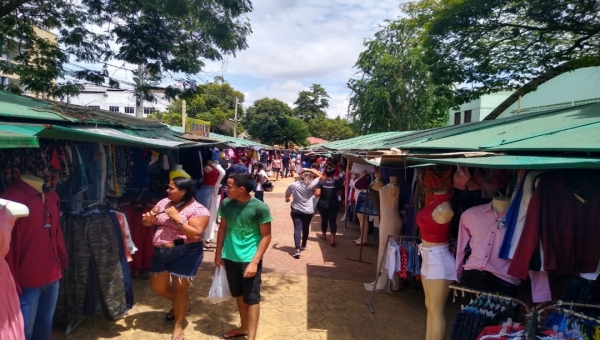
[419,244,457,281]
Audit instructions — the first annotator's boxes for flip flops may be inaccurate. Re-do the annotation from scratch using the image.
[221,329,248,339]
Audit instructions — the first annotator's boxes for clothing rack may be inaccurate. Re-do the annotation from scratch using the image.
[449,285,531,313]
[538,306,600,324]
[365,234,421,313]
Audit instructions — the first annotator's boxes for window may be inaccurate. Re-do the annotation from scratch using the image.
[88,105,100,109]
[464,110,472,123]
[109,106,120,112]
[143,107,155,114]
[454,112,461,125]
[124,107,135,114]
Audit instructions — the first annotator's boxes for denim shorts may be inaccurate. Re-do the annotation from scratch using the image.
[150,241,204,279]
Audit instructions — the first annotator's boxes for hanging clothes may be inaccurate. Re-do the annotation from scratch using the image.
[121,205,154,272]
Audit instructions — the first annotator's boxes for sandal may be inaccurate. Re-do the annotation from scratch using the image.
[221,329,248,339]
[166,307,191,321]
[171,334,185,340]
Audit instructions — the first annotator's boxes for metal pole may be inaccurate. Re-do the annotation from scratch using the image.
[233,96,238,138]
[182,99,187,128]
[135,63,144,118]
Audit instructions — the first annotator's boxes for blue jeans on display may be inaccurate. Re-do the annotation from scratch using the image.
[196,184,214,209]
[20,280,60,340]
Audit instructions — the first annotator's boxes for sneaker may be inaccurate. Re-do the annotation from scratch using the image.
[300,245,307,251]
[293,250,301,258]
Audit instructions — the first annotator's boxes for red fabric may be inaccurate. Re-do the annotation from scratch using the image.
[509,171,600,279]
[122,205,154,271]
[423,167,453,205]
[397,246,409,279]
[50,147,62,171]
[0,180,67,293]
[476,325,524,339]
[203,164,220,186]
[416,193,453,243]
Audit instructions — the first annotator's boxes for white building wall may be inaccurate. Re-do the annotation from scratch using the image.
[63,85,171,117]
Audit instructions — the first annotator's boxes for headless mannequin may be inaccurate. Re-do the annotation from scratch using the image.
[371,176,402,291]
[491,196,510,214]
[357,172,386,244]
[354,171,370,244]
[20,175,45,201]
[205,161,226,242]
[421,191,454,340]
[170,164,191,180]
[0,199,29,218]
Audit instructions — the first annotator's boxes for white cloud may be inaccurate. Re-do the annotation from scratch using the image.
[205,1,402,118]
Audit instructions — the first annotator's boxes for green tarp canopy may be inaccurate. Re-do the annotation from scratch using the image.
[0,125,40,148]
[0,123,198,149]
[405,155,600,169]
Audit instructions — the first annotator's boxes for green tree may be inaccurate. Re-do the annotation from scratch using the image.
[307,116,355,141]
[245,97,309,146]
[272,117,310,148]
[0,0,252,99]
[147,111,182,126]
[292,84,330,122]
[412,0,600,105]
[348,19,450,134]
[168,78,245,135]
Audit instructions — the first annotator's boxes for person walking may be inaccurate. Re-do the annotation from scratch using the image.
[285,168,321,258]
[314,167,344,247]
[215,173,272,340]
[282,153,290,178]
[252,163,268,202]
[271,155,282,181]
[141,177,210,340]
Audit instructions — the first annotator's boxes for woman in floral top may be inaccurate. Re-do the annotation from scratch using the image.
[142,177,209,340]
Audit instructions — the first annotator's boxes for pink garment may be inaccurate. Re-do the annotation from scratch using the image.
[456,203,551,302]
[456,203,519,285]
[153,199,210,246]
[0,205,25,340]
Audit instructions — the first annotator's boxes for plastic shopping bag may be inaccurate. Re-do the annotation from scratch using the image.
[208,267,232,304]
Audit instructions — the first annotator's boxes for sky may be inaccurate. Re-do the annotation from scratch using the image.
[204,0,403,117]
[73,1,403,117]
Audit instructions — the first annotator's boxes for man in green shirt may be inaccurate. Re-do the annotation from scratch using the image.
[215,173,273,340]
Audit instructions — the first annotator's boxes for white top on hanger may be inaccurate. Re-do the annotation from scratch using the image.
[0,198,29,218]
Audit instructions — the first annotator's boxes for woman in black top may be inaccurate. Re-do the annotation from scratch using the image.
[314,167,344,246]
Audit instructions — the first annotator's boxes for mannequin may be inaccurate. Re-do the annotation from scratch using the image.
[372,176,403,291]
[0,198,28,339]
[169,164,191,181]
[0,199,29,218]
[416,190,456,340]
[205,160,226,242]
[368,172,385,216]
[354,171,375,245]
[1,175,67,340]
[456,196,521,298]
[20,175,44,199]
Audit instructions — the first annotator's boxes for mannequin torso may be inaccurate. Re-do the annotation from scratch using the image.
[203,161,220,187]
[20,175,44,202]
[419,192,454,247]
[0,199,29,218]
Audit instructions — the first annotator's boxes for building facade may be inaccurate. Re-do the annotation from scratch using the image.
[1,27,58,88]
[62,84,171,117]
[448,67,600,125]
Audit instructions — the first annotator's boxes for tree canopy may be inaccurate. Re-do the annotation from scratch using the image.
[292,84,330,122]
[245,98,308,146]
[348,19,450,134]
[307,116,354,141]
[0,0,252,99]
[412,0,600,104]
[168,77,244,135]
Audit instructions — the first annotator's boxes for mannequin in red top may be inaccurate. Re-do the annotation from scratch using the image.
[416,191,456,340]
